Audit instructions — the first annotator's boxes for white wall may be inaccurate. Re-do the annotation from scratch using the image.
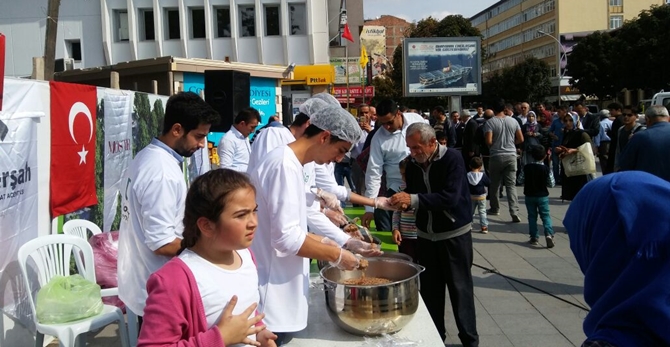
[0,0,105,77]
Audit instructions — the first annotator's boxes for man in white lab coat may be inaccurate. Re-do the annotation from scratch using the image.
[248,104,368,344]
[118,92,220,318]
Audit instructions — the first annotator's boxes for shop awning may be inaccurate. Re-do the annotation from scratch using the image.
[281,65,334,86]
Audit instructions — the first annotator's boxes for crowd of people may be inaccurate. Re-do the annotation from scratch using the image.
[115,90,670,347]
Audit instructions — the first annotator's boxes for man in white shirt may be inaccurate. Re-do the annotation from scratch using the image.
[361,99,427,231]
[218,107,260,172]
[118,92,220,317]
[249,104,368,344]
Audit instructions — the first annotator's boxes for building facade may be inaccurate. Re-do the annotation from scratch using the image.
[471,0,665,101]
[0,0,330,77]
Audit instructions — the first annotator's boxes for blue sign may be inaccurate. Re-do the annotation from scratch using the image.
[182,73,277,144]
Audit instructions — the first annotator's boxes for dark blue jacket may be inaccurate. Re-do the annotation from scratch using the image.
[405,145,472,239]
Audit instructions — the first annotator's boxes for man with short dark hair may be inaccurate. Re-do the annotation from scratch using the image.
[484,99,524,222]
[619,105,670,181]
[573,102,600,139]
[605,102,624,174]
[614,105,645,171]
[390,123,479,347]
[431,106,456,147]
[118,92,221,317]
[218,107,261,172]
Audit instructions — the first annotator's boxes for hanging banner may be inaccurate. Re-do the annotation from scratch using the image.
[0,78,43,323]
[360,26,387,77]
[330,57,361,84]
[102,90,133,232]
[0,34,5,111]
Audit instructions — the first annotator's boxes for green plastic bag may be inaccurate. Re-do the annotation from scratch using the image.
[36,274,104,324]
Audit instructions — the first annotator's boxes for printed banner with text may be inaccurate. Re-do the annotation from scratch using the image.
[102,91,133,232]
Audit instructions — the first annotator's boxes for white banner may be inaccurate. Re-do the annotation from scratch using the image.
[102,91,133,232]
[0,79,42,324]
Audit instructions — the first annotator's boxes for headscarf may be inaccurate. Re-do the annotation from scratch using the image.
[564,171,670,346]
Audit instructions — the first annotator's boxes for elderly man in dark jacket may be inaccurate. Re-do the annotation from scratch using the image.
[390,123,479,347]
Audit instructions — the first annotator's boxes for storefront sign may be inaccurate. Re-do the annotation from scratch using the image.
[307,75,330,85]
[403,37,482,97]
[332,86,375,98]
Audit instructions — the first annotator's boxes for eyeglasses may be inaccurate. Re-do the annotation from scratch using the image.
[623,113,635,117]
[380,113,398,127]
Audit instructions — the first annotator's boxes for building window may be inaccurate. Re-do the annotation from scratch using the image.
[610,15,623,29]
[289,3,306,35]
[191,8,206,39]
[165,8,180,39]
[140,9,155,40]
[239,5,256,37]
[264,5,281,36]
[609,0,622,6]
[216,7,231,37]
[114,10,129,41]
[66,40,82,61]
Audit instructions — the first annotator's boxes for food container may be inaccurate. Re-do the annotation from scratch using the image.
[377,251,413,262]
[319,258,425,336]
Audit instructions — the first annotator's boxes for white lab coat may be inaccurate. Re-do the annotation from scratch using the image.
[248,145,310,332]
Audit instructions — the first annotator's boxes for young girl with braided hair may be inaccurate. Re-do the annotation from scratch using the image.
[139,169,277,347]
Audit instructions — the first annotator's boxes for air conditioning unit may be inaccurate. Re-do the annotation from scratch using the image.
[63,58,75,71]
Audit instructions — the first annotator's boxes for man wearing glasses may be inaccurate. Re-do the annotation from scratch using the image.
[361,99,426,232]
[605,103,624,174]
[613,106,645,171]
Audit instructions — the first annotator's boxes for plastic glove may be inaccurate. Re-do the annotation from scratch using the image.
[314,188,344,213]
[320,237,339,247]
[330,248,360,270]
[344,239,383,257]
[324,208,348,227]
[374,197,399,211]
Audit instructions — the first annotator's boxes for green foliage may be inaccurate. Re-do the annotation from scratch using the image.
[91,99,105,229]
[152,99,165,135]
[482,57,551,104]
[567,5,670,97]
[566,31,619,100]
[134,93,152,155]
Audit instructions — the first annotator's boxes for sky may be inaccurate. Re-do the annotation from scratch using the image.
[363,0,500,22]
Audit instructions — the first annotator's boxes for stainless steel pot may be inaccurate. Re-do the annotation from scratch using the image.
[319,258,425,336]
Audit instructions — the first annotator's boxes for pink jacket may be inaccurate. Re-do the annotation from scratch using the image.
[138,258,225,347]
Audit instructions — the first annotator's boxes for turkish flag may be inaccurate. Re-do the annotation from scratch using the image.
[50,81,98,217]
[342,23,354,43]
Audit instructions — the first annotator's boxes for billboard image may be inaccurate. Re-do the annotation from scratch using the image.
[403,37,482,97]
[330,57,361,84]
[360,26,387,77]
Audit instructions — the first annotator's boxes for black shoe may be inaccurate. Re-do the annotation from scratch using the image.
[511,215,521,223]
[529,237,539,245]
[546,235,555,248]
[487,209,500,216]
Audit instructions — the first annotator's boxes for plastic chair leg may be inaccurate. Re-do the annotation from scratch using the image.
[57,332,73,347]
[126,309,139,347]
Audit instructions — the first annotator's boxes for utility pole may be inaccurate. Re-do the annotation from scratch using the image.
[44,0,62,80]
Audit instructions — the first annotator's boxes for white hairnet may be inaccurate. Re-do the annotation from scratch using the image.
[299,98,329,117]
[309,105,362,144]
[310,92,340,106]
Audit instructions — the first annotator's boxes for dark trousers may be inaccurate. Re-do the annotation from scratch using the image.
[373,188,395,232]
[334,162,355,192]
[418,232,479,347]
[398,238,418,263]
[599,142,611,175]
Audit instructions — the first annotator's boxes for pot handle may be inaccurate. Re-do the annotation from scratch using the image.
[414,264,426,274]
[310,278,337,291]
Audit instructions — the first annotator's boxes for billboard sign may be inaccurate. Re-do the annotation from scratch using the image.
[360,26,387,77]
[330,57,361,84]
[403,37,482,97]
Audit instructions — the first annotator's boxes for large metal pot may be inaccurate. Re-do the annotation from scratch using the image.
[319,258,425,336]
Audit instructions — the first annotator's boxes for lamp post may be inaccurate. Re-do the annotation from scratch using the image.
[538,30,568,105]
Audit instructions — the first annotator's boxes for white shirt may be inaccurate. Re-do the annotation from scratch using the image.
[179,249,259,346]
[218,126,251,172]
[249,145,310,332]
[364,112,426,213]
[350,131,368,159]
[118,142,186,315]
[248,126,294,173]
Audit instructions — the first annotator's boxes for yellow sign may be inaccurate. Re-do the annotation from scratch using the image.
[307,75,330,85]
[281,65,335,86]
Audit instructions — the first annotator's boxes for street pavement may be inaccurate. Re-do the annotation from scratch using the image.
[51,186,588,347]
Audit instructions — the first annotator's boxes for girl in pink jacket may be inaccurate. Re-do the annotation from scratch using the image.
[139,169,277,347]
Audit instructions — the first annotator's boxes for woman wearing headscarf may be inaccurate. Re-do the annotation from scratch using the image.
[564,171,670,347]
[554,113,591,200]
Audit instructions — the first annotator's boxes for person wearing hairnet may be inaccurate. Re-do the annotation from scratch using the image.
[564,171,670,347]
[247,103,376,345]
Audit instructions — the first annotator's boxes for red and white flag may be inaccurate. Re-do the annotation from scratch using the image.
[342,23,354,43]
[50,81,98,217]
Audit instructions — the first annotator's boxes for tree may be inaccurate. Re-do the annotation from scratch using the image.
[505,57,552,103]
[566,31,619,100]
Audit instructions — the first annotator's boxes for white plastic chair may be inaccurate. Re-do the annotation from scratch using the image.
[62,219,102,240]
[18,234,129,347]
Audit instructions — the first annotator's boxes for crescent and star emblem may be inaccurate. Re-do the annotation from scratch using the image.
[68,102,94,165]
